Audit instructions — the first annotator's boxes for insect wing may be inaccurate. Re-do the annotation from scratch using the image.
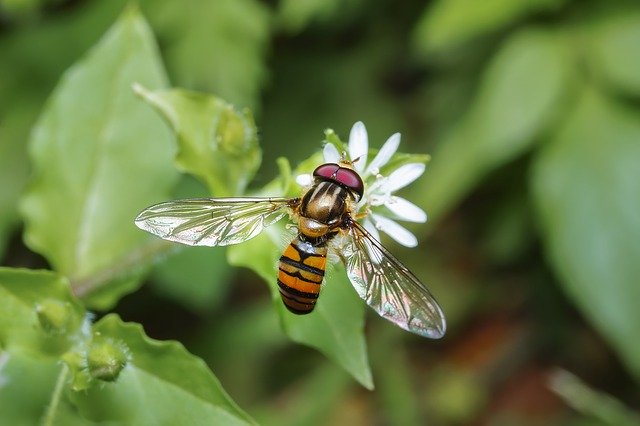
[135,197,293,247]
[342,220,446,338]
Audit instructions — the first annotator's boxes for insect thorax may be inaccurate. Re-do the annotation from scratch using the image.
[300,180,351,226]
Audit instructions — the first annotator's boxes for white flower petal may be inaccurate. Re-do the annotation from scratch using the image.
[365,175,386,194]
[369,193,386,207]
[323,143,340,163]
[385,196,427,223]
[348,121,368,173]
[362,217,381,242]
[384,163,425,192]
[296,173,313,187]
[365,132,400,177]
[371,213,418,247]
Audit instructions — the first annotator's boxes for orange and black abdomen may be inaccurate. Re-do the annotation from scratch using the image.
[278,237,327,314]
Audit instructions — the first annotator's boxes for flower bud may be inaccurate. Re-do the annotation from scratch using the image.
[217,106,254,154]
[87,339,128,382]
[36,299,73,335]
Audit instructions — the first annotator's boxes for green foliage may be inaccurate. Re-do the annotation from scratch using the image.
[421,27,572,222]
[20,7,178,309]
[0,268,84,357]
[532,88,640,379]
[587,11,640,96]
[414,0,564,54]
[134,85,260,197]
[550,370,640,426]
[2,0,640,424]
[0,268,254,424]
[413,3,640,393]
[64,315,255,425]
[150,0,270,110]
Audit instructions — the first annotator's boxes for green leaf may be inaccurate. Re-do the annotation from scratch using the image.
[227,155,373,389]
[531,88,640,380]
[550,370,640,426]
[61,314,255,425]
[0,349,63,425]
[284,264,372,389]
[587,12,640,96]
[0,267,85,357]
[419,27,572,223]
[134,85,261,197]
[0,2,141,264]
[413,0,564,53]
[149,0,270,110]
[20,8,179,307]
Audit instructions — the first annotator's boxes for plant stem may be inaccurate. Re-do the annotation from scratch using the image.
[42,364,68,426]
[71,239,177,299]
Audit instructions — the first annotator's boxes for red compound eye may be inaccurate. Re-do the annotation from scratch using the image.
[335,168,364,199]
[312,163,364,200]
[313,163,340,179]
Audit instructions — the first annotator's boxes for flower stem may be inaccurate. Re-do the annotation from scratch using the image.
[71,239,177,299]
[42,364,68,426]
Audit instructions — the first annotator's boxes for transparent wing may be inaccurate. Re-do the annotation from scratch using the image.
[134,197,294,247]
[341,220,446,338]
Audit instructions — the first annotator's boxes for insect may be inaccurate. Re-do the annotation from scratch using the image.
[135,160,446,338]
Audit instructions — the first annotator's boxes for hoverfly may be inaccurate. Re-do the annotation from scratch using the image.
[135,160,446,338]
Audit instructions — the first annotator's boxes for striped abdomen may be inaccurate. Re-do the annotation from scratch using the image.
[278,237,327,314]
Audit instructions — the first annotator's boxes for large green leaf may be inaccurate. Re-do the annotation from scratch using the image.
[0,267,85,357]
[587,12,640,96]
[227,155,372,389]
[134,85,260,197]
[413,0,564,54]
[532,88,640,380]
[61,314,255,425]
[418,27,572,223]
[20,8,178,307]
[0,268,252,424]
[0,2,140,264]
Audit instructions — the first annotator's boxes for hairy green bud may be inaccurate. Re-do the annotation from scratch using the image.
[36,299,74,335]
[87,339,129,382]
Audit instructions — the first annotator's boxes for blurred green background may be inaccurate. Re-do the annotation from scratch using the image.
[1,0,640,424]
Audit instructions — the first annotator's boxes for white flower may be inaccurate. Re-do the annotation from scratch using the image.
[299,121,427,247]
